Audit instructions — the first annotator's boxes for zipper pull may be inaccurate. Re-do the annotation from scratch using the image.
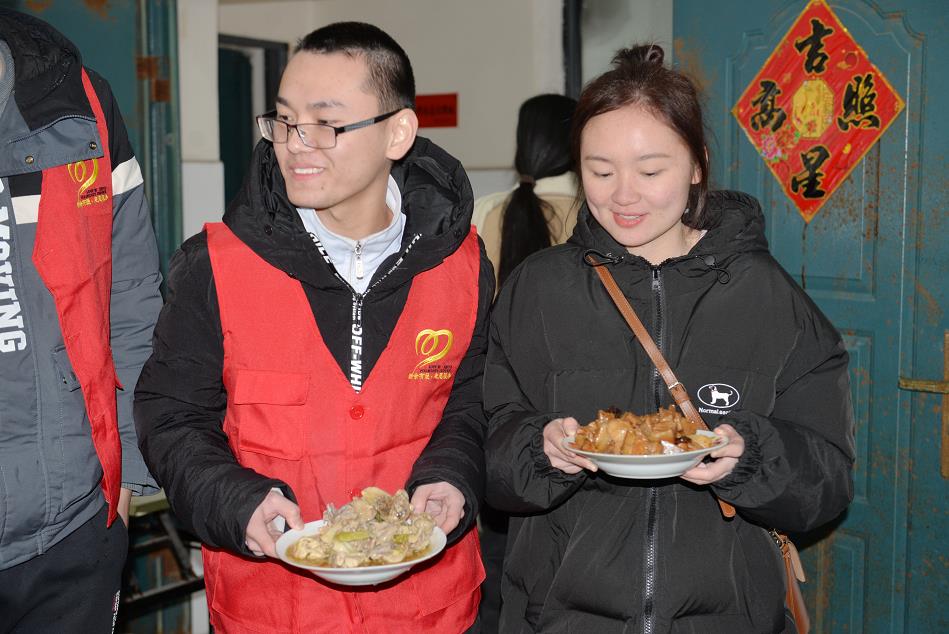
[354,241,364,279]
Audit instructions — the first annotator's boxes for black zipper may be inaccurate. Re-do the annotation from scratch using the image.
[349,294,364,390]
[642,487,659,634]
[306,231,420,392]
[642,265,664,634]
[651,267,663,408]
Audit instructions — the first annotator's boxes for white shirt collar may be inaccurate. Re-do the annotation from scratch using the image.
[296,175,406,294]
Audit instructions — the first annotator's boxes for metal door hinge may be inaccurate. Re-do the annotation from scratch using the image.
[897,377,949,394]
[897,331,948,478]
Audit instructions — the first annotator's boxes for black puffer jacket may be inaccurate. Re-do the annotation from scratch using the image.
[485,191,855,634]
[134,137,493,554]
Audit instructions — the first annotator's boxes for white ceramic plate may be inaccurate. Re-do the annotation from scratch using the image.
[563,429,729,479]
[275,520,447,586]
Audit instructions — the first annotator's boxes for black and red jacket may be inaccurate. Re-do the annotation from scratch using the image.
[0,9,162,569]
[134,137,494,554]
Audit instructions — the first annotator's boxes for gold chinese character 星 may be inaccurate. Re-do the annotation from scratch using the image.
[790,145,831,199]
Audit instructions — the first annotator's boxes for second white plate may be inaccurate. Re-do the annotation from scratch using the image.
[563,429,729,479]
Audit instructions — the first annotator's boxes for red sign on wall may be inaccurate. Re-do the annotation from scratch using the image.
[416,93,458,128]
[733,0,904,223]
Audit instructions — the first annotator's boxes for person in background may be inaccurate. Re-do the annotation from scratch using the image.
[485,44,854,633]
[0,9,162,632]
[134,21,491,634]
[474,94,578,288]
[474,93,577,631]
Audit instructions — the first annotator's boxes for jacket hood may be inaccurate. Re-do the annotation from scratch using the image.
[223,135,475,292]
[0,9,90,128]
[569,190,770,270]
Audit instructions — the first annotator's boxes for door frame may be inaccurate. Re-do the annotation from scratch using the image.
[218,34,288,117]
[140,0,183,279]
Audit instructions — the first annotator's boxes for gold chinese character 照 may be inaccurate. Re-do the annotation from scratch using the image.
[837,72,881,131]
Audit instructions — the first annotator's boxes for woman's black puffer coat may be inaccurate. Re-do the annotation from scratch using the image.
[484,191,855,634]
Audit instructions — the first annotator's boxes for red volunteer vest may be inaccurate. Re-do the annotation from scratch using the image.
[32,70,121,525]
[204,223,485,634]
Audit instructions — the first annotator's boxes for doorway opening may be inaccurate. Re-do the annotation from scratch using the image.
[217,35,287,205]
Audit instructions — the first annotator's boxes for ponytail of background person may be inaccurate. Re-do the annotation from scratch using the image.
[497,94,577,287]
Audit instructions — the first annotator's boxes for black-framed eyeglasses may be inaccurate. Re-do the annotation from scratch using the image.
[256,109,402,149]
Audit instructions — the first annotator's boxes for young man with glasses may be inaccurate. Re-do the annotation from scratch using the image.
[135,21,490,633]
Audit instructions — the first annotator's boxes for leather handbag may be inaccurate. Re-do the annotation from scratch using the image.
[585,253,810,634]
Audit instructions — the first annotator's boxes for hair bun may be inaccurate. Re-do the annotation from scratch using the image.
[612,44,664,68]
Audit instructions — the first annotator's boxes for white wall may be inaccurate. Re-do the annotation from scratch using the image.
[218,0,316,48]
[181,1,673,231]
[178,0,226,239]
[581,0,674,82]
[180,0,220,161]
[220,0,563,173]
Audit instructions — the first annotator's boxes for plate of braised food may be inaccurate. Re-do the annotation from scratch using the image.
[275,487,446,586]
[562,406,729,479]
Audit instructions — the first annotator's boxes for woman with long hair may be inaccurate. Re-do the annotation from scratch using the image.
[478,94,578,287]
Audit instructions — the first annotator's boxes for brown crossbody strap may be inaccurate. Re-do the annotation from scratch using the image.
[585,253,736,518]
[585,253,809,632]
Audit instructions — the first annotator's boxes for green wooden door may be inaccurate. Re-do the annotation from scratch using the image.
[675,1,948,632]
[218,47,254,206]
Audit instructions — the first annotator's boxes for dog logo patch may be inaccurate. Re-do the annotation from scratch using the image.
[697,383,740,410]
